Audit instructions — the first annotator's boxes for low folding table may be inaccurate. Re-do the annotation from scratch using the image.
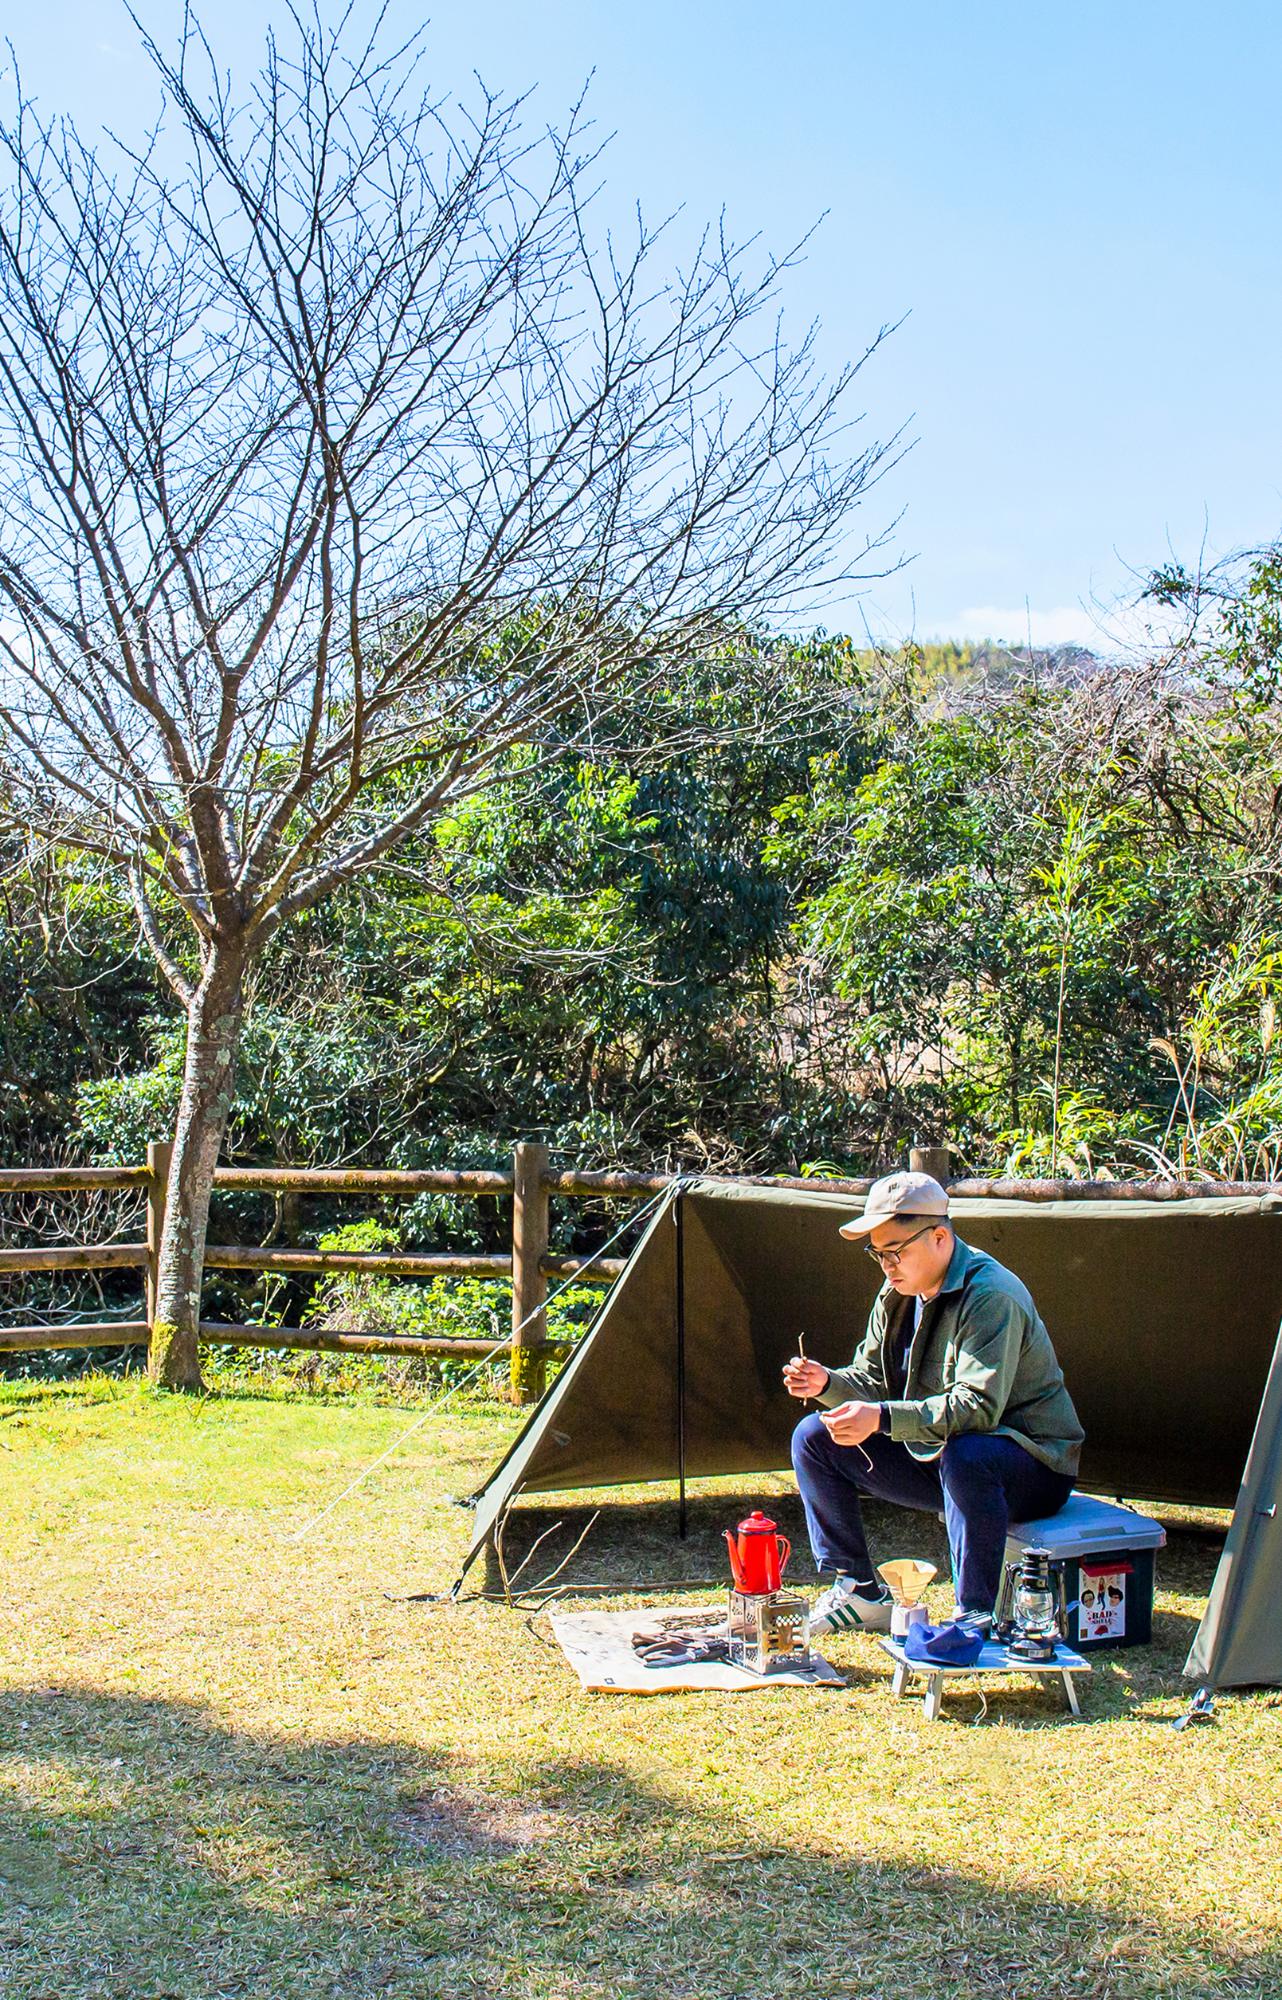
[878,1634,1091,1721]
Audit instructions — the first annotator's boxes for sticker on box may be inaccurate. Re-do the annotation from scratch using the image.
[1078,1560,1133,1642]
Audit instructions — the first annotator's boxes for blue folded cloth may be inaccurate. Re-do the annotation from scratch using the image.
[903,1618,986,1667]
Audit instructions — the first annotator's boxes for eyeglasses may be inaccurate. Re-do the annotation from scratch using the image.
[864,1221,937,1268]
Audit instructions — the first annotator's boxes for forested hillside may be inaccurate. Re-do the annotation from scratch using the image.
[7,591,1282,1190]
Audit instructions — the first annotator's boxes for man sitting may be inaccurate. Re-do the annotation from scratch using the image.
[783,1171,1083,1638]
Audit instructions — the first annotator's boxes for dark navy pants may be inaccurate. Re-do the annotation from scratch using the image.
[790,1413,1073,1613]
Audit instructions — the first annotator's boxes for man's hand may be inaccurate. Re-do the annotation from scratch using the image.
[820,1400,882,1445]
[782,1356,829,1400]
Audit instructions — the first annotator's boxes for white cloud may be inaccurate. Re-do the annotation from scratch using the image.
[948,605,1125,651]
[932,598,1193,657]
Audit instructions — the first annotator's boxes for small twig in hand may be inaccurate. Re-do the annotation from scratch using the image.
[798,1330,813,1408]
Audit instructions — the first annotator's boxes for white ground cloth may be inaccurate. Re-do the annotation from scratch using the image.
[550,1604,846,1694]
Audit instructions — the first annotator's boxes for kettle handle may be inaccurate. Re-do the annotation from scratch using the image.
[776,1534,791,1580]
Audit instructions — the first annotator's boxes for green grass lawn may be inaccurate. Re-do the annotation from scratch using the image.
[0,1376,1278,2000]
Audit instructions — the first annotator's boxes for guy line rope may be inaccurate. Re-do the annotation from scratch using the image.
[289,1181,675,1545]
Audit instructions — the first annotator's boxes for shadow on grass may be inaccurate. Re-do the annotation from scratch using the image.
[484,1485,1225,1597]
[482,1485,1219,1605]
[0,1681,1277,2000]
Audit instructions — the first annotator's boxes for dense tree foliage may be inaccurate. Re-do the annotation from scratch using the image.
[6,611,1282,1208]
[10,590,1282,1376]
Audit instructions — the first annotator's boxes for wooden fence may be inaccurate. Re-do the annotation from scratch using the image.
[2,1140,1277,1401]
[0,1140,671,1401]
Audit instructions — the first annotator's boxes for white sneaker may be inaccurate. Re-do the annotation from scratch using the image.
[810,1576,893,1636]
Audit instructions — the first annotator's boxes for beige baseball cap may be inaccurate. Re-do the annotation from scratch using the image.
[838,1170,950,1239]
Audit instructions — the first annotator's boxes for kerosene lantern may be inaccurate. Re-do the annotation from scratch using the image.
[1008,1546,1059,1661]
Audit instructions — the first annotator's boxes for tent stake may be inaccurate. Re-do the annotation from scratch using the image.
[675,1189,688,1539]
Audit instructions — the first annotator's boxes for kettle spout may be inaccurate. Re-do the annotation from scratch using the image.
[723,1528,746,1590]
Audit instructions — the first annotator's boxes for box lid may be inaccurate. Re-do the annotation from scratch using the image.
[1006,1491,1166,1555]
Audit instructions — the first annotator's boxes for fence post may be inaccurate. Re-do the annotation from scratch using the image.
[145,1139,173,1341]
[510,1140,550,1404]
[909,1140,952,1185]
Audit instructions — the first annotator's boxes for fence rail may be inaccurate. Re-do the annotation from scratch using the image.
[0,1244,148,1273]
[0,1167,150,1192]
[210,1166,518,1194]
[4,1144,1281,1397]
[0,1321,150,1353]
[0,1140,658,1399]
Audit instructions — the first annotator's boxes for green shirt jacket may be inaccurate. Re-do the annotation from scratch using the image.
[818,1233,1085,1480]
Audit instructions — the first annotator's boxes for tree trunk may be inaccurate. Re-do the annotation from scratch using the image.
[149,946,247,1390]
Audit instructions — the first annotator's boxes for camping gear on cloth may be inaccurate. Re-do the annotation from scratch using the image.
[878,1556,937,1639]
[601,1507,813,1680]
[726,1589,811,1674]
[463,1180,1282,1693]
[553,1605,844,1693]
[724,1510,791,1594]
[631,1607,732,1670]
[996,1493,1166,1652]
[721,1508,810,1673]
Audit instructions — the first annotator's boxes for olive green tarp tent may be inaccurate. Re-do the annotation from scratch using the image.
[1184,1323,1282,1688]
[466,1181,1282,1684]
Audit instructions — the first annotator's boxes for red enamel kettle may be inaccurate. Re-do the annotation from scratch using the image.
[724,1510,791,1594]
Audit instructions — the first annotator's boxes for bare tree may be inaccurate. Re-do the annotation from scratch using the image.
[0,8,898,1385]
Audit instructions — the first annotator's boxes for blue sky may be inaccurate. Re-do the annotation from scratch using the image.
[8,3,1282,649]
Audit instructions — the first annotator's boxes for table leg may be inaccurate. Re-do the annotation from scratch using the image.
[924,1674,944,1722]
[1062,1670,1081,1717]
[891,1661,908,1697]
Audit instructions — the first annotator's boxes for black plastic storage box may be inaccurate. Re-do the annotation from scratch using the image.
[1000,1493,1167,1652]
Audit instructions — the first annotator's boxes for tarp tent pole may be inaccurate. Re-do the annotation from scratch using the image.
[1185,1321,1282,1690]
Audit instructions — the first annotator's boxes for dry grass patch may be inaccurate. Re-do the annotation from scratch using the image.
[0,1376,1278,2000]
[392,1786,576,1857]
